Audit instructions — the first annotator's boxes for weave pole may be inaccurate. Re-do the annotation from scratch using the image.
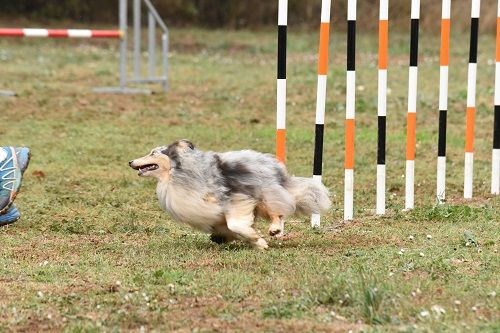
[276,0,288,164]
[311,0,332,228]
[492,0,500,195]
[405,0,420,210]
[344,0,356,221]
[376,0,389,215]
[437,0,451,202]
[464,0,481,199]
[0,28,122,38]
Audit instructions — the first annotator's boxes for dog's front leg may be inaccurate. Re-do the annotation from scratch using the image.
[210,225,238,244]
[225,216,268,250]
[224,197,268,250]
[210,234,228,244]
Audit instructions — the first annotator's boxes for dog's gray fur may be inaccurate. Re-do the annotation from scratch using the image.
[130,140,331,249]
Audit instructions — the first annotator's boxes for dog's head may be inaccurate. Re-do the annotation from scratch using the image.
[129,139,195,180]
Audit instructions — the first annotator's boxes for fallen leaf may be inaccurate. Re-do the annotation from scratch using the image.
[32,170,46,178]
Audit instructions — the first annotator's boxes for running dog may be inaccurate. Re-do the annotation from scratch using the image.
[129,140,331,249]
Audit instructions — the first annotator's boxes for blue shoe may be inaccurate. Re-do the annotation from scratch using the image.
[16,147,30,174]
[0,147,30,214]
[0,204,20,226]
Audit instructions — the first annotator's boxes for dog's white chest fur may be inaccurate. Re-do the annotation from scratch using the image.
[156,181,224,233]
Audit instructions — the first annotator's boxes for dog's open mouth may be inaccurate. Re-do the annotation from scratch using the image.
[133,164,159,175]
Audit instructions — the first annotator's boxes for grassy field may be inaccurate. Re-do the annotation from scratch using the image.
[0,26,499,332]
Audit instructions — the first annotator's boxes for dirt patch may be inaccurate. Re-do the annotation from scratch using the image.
[143,296,364,333]
[446,196,494,207]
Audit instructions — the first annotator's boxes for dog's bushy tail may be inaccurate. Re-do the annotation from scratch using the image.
[286,177,331,215]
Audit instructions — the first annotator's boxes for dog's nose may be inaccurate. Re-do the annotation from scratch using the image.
[128,160,133,167]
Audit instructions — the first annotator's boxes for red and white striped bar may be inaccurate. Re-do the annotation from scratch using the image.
[344,0,356,221]
[311,0,332,227]
[0,28,122,39]
[492,0,500,195]
[437,0,451,202]
[376,0,388,215]
[276,0,287,164]
[464,0,481,199]
[405,0,420,210]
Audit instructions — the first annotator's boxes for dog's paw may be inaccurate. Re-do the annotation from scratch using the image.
[253,238,269,250]
[209,234,227,244]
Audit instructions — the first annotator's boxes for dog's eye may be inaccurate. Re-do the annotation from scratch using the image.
[151,148,163,156]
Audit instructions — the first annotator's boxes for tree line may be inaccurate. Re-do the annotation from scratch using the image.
[0,0,497,33]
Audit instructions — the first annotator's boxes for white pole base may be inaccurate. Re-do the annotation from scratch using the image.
[344,169,354,221]
[492,149,500,195]
[376,164,386,215]
[405,160,415,210]
[464,152,474,199]
[437,156,446,203]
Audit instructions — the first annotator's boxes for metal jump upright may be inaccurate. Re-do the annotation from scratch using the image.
[0,0,169,96]
[95,0,169,94]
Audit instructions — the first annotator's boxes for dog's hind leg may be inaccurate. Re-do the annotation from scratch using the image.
[263,185,294,238]
[268,214,284,238]
[225,195,268,250]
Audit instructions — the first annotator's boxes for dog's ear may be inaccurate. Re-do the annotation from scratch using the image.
[160,144,181,169]
[178,139,195,151]
[159,147,169,155]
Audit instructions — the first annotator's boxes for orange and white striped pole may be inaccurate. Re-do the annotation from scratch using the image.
[276,0,287,164]
[344,0,356,221]
[376,0,389,215]
[492,0,500,195]
[311,0,332,227]
[437,0,451,202]
[464,0,481,199]
[405,0,420,210]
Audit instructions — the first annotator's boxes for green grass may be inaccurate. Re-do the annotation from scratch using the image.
[0,27,498,332]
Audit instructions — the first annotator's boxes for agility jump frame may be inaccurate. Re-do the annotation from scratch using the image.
[277,0,500,225]
[0,0,169,96]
